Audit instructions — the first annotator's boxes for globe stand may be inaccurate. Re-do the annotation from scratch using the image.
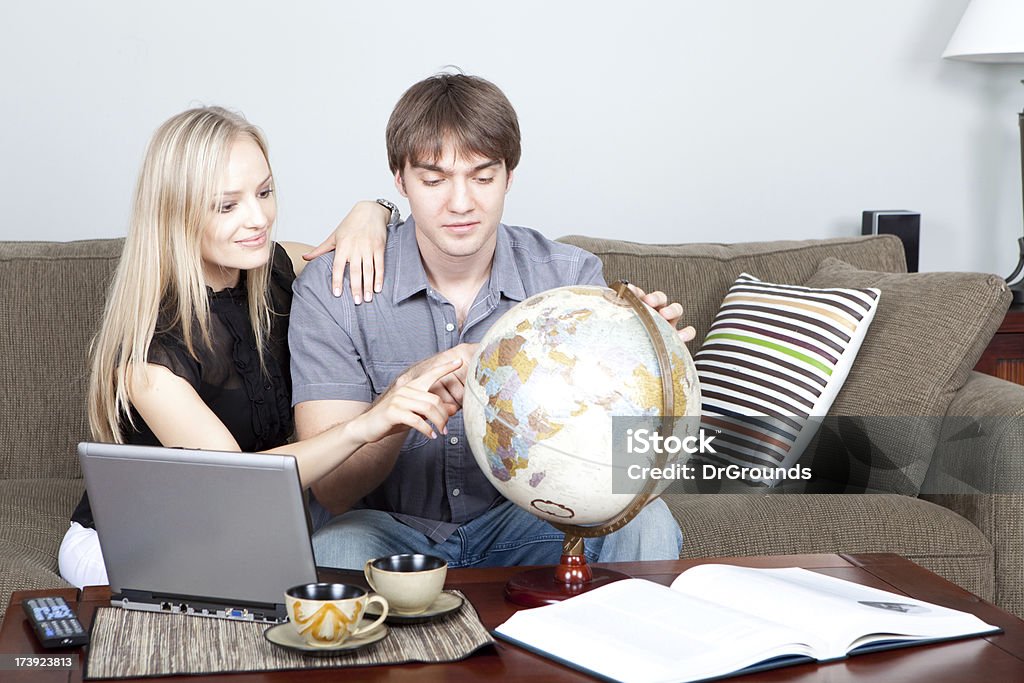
[503,536,631,607]
[504,281,677,607]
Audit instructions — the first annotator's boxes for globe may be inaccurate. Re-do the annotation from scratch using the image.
[464,284,702,530]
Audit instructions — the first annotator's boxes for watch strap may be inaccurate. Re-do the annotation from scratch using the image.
[375,198,401,227]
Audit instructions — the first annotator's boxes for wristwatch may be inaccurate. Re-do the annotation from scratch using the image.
[375,198,401,227]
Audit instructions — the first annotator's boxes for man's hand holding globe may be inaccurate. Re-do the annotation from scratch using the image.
[622,283,697,344]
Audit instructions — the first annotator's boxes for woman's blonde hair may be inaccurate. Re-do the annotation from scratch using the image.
[88,106,275,442]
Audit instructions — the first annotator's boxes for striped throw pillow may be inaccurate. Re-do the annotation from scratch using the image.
[693,273,880,483]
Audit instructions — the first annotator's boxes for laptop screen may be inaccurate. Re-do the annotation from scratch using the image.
[79,442,318,622]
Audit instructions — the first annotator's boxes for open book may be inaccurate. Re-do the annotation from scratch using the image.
[494,564,999,683]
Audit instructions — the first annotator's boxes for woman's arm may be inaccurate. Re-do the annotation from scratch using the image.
[285,200,392,304]
[127,364,242,451]
[126,359,459,489]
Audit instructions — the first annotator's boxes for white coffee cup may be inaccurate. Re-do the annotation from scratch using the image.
[284,582,388,647]
[364,554,447,615]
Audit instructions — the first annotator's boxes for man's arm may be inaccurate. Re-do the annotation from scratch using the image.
[295,345,472,514]
[289,253,403,513]
[296,399,408,515]
[289,249,472,514]
[295,356,461,510]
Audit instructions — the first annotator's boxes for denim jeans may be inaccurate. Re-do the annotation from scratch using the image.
[309,498,682,570]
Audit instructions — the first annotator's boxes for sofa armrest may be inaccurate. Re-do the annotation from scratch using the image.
[946,371,1024,418]
[921,371,1024,617]
[925,372,1024,494]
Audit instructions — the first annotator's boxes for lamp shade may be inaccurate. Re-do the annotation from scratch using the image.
[943,0,1024,62]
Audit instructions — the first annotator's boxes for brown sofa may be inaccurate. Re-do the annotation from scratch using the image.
[2,234,1021,620]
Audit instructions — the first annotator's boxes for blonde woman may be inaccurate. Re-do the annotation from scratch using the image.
[59,107,447,588]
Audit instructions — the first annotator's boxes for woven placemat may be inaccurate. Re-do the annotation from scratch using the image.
[84,590,494,679]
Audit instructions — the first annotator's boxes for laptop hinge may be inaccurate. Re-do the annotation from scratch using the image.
[112,589,287,623]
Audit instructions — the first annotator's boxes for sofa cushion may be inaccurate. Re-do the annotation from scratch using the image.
[0,239,122,479]
[0,478,84,620]
[556,235,906,349]
[800,259,1011,495]
[0,542,72,621]
[0,478,84,557]
[804,258,1011,417]
[694,273,879,480]
[663,492,994,604]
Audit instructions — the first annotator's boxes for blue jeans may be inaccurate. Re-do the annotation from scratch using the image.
[310,498,682,570]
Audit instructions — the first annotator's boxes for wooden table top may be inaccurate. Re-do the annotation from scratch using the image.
[3,553,1023,682]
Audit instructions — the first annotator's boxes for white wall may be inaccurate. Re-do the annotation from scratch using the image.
[2,0,1022,274]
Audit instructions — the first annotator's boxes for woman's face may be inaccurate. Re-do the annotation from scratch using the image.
[201,135,276,290]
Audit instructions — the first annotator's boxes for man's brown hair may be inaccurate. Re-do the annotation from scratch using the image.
[386,73,521,174]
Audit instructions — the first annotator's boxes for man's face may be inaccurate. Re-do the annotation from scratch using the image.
[395,142,513,261]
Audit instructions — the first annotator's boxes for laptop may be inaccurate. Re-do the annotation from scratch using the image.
[78,442,319,623]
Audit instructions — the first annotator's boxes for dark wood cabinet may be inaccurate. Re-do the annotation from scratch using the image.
[975,304,1024,385]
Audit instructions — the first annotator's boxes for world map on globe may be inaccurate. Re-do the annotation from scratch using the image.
[464,285,701,526]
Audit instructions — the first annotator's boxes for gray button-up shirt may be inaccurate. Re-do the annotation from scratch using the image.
[289,217,605,542]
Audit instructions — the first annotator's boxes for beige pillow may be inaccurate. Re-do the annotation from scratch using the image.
[801,258,1011,494]
[805,258,1010,417]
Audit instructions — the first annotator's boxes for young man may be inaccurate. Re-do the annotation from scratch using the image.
[289,74,692,569]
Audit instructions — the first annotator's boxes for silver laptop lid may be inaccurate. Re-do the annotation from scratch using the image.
[79,442,318,621]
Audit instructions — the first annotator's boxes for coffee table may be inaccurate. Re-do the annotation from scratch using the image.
[3,553,1024,682]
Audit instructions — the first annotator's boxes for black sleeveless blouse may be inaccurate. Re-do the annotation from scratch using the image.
[71,244,295,528]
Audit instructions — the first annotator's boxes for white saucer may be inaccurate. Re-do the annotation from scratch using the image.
[365,591,464,624]
[263,622,388,656]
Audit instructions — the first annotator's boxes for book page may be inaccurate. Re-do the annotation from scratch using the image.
[495,578,822,683]
[669,565,997,658]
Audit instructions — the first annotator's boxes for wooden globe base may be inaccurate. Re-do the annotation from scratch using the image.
[503,537,631,607]
[504,563,630,608]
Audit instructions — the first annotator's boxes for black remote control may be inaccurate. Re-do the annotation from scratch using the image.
[22,596,89,648]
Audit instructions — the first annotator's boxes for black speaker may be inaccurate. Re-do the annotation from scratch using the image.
[861,210,920,273]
